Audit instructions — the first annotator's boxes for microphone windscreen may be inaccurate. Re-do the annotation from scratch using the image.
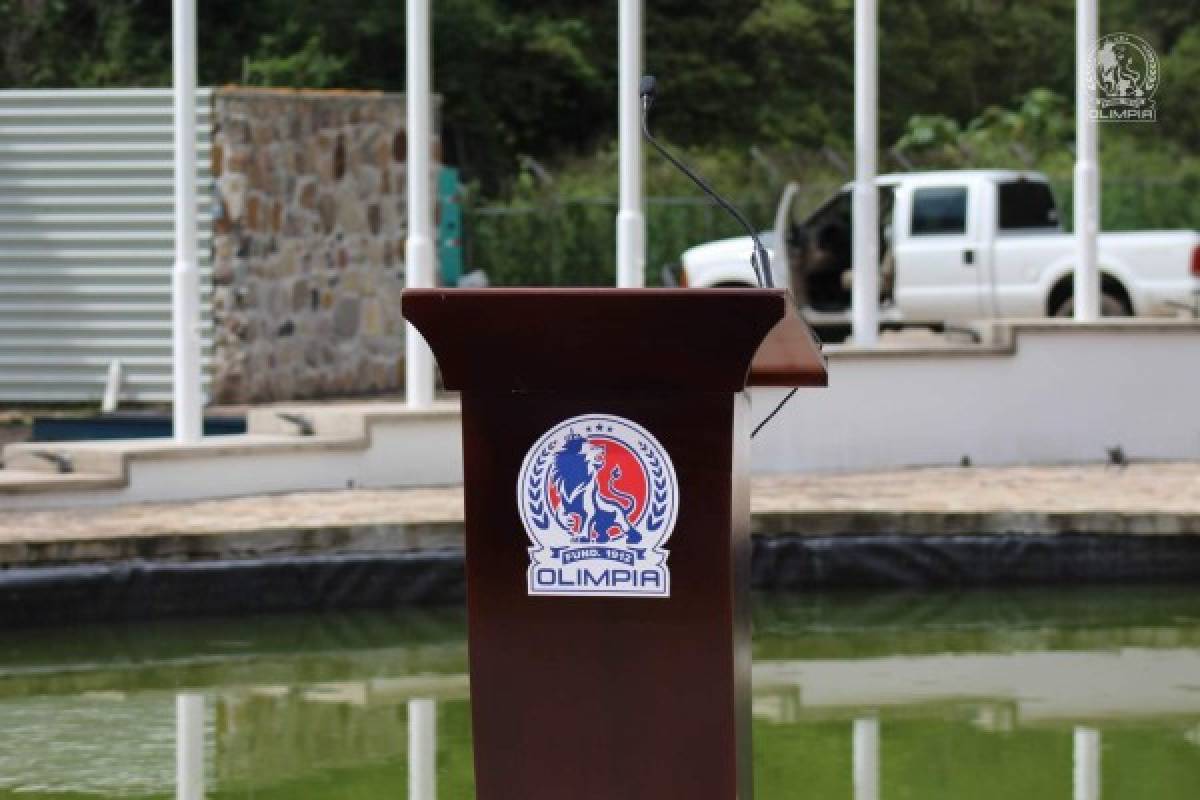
[639,75,657,99]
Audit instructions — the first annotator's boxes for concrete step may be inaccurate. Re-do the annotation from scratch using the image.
[0,468,122,493]
[246,401,458,438]
[2,432,367,477]
[0,400,463,509]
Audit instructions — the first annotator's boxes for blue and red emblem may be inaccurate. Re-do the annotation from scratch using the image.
[518,413,679,597]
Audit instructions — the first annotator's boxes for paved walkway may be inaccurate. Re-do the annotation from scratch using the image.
[1,463,1197,548]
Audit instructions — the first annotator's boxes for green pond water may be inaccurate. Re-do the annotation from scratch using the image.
[2,586,1199,798]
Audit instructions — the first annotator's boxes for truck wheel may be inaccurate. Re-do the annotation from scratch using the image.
[1052,290,1132,317]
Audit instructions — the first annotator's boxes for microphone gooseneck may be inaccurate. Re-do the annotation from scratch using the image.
[639,75,773,288]
[641,75,798,438]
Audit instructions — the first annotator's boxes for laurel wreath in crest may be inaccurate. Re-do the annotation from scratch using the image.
[637,439,671,533]
[527,439,555,531]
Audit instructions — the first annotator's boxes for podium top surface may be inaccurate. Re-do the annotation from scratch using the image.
[748,301,828,388]
[403,288,827,393]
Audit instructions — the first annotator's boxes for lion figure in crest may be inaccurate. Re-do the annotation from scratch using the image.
[550,431,644,545]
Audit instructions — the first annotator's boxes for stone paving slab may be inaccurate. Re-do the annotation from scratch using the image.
[755,463,1200,514]
[2,462,1198,540]
[0,463,1197,567]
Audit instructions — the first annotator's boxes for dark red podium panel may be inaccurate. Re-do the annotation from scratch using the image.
[403,289,825,800]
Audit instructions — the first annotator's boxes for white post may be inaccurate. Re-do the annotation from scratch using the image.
[408,698,437,800]
[852,0,880,345]
[102,359,123,413]
[171,0,203,442]
[1074,0,1100,321]
[853,717,880,800]
[1074,727,1101,800]
[175,693,205,800]
[616,0,645,288]
[405,0,437,408]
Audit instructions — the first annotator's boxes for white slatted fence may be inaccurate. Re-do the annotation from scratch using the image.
[0,89,213,403]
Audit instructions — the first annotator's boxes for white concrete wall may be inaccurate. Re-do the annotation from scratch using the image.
[751,321,1200,473]
[6,322,1197,511]
[114,422,462,506]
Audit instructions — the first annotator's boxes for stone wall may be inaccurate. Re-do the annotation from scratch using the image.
[210,88,438,403]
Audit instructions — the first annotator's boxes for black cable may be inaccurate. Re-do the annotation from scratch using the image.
[751,388,798,439]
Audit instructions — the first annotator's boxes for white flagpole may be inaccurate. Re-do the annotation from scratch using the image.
[616,0,646,288]
[852,0,880,345]
[1074,0,1101,321]
[405,0,436,407]
[171,0,202,441]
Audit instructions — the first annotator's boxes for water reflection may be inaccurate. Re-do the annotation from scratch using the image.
[168,691,441,799]
[408,698,437,800]
[176,694,205,800]
[853,718,878,800]
[1,588,1199,798]
[1075,728,1101,800]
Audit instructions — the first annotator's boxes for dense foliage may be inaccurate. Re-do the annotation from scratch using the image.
[2,0,1198,191]
[3,0,1198,284]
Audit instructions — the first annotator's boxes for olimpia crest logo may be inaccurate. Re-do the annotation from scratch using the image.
[1089,32,1159,122]
[517,414,679,597]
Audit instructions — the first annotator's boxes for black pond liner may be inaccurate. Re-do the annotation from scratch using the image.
[3,534,1200,627]
[752,533,1200,589]
[0,551,467,628]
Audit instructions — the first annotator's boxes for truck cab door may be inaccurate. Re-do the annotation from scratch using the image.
[893,183,986,322]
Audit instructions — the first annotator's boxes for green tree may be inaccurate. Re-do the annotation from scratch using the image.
[0,0,1196,199]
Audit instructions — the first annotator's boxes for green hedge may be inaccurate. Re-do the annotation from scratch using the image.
[464,197,775,287]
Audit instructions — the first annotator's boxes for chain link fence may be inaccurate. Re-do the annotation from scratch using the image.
[1052,176,1200,232]
[463,178,1199,287]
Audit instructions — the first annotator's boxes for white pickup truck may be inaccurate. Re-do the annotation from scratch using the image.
[677,170,1200,326]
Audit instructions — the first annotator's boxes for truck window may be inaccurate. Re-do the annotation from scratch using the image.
[997,180,1060,231]
[911,187,967,235]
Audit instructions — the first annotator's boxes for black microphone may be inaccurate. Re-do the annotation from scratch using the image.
[639,75,773,288]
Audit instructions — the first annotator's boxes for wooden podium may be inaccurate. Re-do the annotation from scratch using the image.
[403,288,825,800]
